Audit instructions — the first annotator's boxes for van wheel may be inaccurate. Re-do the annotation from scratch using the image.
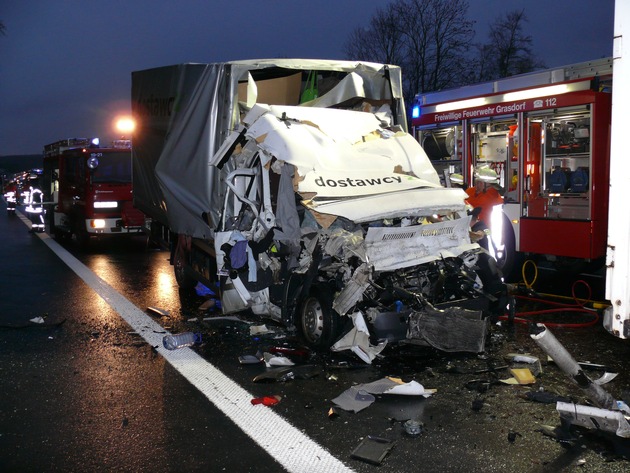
[174,241,196,289]
[297,286,342,348]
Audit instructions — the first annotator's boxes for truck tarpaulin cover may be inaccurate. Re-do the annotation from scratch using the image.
[131,59,407,239]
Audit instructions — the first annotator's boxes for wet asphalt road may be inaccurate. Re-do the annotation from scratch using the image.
[1,199,630,473]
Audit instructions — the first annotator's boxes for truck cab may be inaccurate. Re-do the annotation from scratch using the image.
[43,138,145,246]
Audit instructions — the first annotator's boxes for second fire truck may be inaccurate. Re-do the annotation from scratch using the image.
[411,58,613,277]
[42,138,145,246]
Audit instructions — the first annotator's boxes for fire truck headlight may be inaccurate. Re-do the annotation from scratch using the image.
[94,201,118,209]
[90,219,106,229]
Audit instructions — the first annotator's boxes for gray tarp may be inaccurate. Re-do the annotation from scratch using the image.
[131,59,405,238]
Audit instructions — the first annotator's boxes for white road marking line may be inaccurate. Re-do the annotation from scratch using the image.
[18,213,355,473]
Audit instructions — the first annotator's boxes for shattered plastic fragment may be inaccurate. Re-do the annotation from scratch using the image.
[263,353,295,367]
[238,355,262,364]
[509,368,536,385]
[29,316,45,324]
[251,395,282,406]
[250,324,273,335]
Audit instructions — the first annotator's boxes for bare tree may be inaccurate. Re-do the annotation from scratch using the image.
[344,6,405,67]
[475,9,544,81]
[345,0,474,110]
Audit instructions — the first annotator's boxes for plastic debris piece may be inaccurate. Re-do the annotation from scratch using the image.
[253,367,294,383]
[195,282,215,297]
[328,407,340,419]
[350,436,395,465]
[238,355,262,364]
[251,395,281,406]
[403,420,423,437]
[162,332,202,350]
[250,324,273,335]
[29,316,45,324]
[263,353,295,367]
[509,368,536,385]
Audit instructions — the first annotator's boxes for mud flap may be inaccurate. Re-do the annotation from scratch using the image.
[407,306,488,353]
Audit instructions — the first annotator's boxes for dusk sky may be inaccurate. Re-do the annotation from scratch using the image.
[1,0,614,156]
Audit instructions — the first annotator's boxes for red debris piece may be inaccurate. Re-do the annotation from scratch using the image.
[251,395,282,406]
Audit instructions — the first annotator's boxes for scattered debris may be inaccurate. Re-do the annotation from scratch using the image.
[263,353,295,367]
[147,306,169,317]
[508,368,536,385]
[531,324,616,408]
[331,311,386,364]
[250,325,273,336]
[521,390,571,404]
[251,395,282,406]
[238,355,262,364]
[556,402,630,438]
[403,420,424,437]
[350,436,395,466]
[594,372,619,385]
[332,377,434,413]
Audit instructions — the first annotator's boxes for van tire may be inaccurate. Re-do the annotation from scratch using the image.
[297,286,342,348]
[174,240,196,289]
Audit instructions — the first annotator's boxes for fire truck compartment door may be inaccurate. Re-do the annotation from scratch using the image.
[519,218,595,259]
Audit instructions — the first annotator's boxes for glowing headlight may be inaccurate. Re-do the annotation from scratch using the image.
[94,201,118,209]
[90,219,106,229]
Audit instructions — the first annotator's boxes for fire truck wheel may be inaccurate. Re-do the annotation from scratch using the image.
[174,243,196,289]
[297,286,342,349]
[73,222,90,249]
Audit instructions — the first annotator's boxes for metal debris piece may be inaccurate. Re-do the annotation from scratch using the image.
[556,402,630,438]
[147,306,170,317]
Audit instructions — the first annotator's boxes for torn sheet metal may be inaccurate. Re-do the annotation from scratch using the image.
[407,306,488,353]
[556,402,630,438]
[331,312,387,363]
[332,263,371,315]
[365,218,475,271]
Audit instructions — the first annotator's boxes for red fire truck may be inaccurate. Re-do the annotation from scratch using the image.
[411,58,613,276]
[42,138,145,246]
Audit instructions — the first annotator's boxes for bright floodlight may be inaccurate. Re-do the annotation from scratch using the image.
[115,117,136,134]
